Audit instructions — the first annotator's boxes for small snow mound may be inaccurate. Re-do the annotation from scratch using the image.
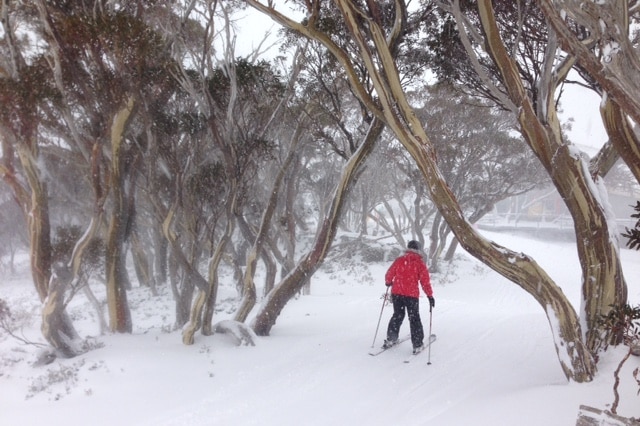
[213,320,257,346]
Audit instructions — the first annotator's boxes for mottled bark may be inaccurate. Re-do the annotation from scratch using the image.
[590,140,619,179]
[182,291,207,345]
[428,223,441,267]
[153,227,168,286]
[105,97,135,333]
[477,0,626,354]
[600,99,640,183]
[1,137,53,302]
[25,177,52,302]
[41,264,79,357]
[61,201,107,339]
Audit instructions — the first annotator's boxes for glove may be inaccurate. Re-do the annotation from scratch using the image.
[385,282,392,287]
[428,296,435,309]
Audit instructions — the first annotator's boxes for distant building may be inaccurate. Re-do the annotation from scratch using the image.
[488,182,638,238]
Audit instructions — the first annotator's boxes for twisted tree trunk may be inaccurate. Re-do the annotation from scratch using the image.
[234,117,305,323]
[251,118,384,335]
[105,97,135,333]
[41,264,80,357]
[600,99,640,183]
[476,0,626,352]
[538,0,640,128]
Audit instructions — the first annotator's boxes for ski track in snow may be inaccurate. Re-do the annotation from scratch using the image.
[1,230,639,426]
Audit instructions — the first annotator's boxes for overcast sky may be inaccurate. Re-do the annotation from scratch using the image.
[558,82,608,153]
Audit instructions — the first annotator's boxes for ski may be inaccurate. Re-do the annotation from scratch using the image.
[403,334,436,363]
[368,335,411,356]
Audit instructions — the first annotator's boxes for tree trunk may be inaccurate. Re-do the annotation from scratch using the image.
[7,140,53,302]
[27,178,52,302]
[600,99,640,184]
[282,160,299,270]
[200,216,235,338]
[234,119,304,323]
[131,230,157,295]
[180,187,237,343]
[443,237,459,262]
[41,264,79,357]
[159,202,213,341]
[0,7,52,304]
[549,145,627,349]
[83,284,107,335]
[153,226,168,286]
[261,249,277,296]
[67,199,108,336]
[175,275,195,330]
[105,97,135,333]
[477,0,627,351]
[428,214,444,270]
[251,118,383,335]
[168,253,189,329]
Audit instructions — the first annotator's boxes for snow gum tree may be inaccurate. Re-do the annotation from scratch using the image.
[34,3,159,334]
[250,117,385,335]
[165,3,297,343]
[248,0,421,336]
[246,0,634,381]
[0,3,53,304]
[431,0,629,355]
[434,0,636,355]
[0,1,74,354]
[1,0,180,345]
[534,0,640,198]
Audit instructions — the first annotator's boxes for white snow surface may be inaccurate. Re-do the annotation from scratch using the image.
[1,230,639,426]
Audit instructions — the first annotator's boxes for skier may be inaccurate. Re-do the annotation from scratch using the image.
[382,240,435,354]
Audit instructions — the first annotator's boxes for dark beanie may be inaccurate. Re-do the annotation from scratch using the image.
[407,240,421,250]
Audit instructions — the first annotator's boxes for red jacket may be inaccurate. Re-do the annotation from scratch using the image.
[385,250,432,298]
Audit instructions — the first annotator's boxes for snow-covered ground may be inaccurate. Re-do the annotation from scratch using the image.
[1,230,638,425]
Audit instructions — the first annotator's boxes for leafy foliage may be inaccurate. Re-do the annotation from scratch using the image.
[207,58,285,110]
[51,225,104,271]
[424,1,542,107]
[595,303,640,415]
[595,303,640,352]
[622,201,640,250]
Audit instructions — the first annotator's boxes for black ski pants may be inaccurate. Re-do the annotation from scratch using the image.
[386,294,424,348]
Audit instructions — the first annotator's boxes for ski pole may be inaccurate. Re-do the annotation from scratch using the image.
[371,286,390,348]
[427,304,433,365]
